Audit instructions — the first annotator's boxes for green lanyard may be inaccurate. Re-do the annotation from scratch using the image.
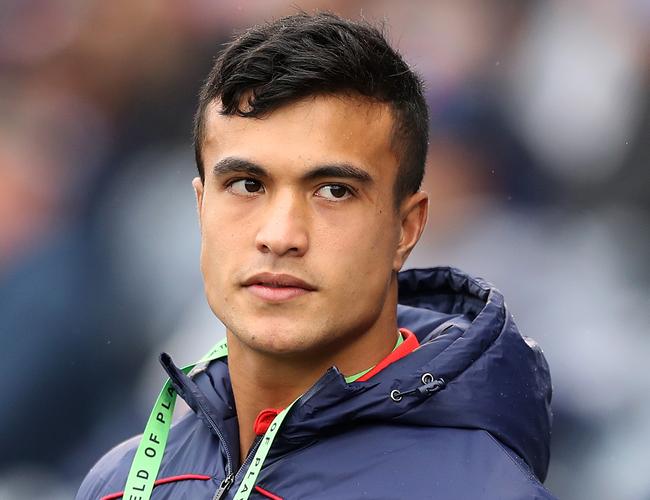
[123,334,401,500]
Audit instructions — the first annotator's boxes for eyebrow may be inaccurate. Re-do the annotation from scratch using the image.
[212,156,373,184]
[302,164,372,184]
[212,157,268,178]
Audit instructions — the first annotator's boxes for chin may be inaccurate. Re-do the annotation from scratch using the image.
[236,320,320,356]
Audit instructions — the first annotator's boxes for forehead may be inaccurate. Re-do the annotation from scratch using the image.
[201,94,399,182]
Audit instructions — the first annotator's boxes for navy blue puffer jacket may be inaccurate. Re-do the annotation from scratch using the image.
[77,267,555,499]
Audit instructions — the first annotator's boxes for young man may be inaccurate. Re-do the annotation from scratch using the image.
[78,12,554,500]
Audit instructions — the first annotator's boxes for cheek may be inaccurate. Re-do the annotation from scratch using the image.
[199,215,241,285]
[319,211,398,283]
[199,221,245,321]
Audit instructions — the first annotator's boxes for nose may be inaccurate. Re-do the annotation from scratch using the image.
[255,190,309,257]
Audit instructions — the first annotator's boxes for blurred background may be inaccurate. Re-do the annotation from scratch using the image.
[0,0,648,498]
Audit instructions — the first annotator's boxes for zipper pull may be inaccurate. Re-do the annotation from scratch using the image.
[213,473,235,500]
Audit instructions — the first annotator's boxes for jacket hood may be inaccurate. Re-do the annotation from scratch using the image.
[172,267,553,482]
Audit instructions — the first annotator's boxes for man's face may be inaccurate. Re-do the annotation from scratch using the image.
[194,94,426,359]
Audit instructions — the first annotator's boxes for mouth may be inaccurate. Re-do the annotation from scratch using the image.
[242,272,316,302]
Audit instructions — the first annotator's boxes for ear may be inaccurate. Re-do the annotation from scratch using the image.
[393,191,428,271]
[192,177,204,232]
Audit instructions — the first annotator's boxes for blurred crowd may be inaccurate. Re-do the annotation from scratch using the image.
[1,1,648,499]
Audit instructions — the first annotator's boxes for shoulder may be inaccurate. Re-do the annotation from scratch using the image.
[404,426,558,499]
[470,429,557,499]
[397,426,557,499]
[76,410,222,500]
[75,434,141,500]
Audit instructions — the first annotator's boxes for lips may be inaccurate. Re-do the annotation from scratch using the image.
[242,272,316,302]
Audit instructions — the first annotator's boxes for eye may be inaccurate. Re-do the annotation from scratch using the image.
[315,184,353,201]
[227,178,264,196]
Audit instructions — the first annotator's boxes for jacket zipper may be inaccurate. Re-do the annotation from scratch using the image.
[213,436,263,500]
[180,379,261,500]
[213,473,235,500]
[163,355,271,500]
[183,379,239,500]
[161,353,233,481]
[193,395,234,477]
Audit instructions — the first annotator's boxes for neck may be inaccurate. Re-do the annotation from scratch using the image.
[226,309,398,464]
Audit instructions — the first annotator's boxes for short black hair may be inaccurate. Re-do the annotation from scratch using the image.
[193,12,429,205]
